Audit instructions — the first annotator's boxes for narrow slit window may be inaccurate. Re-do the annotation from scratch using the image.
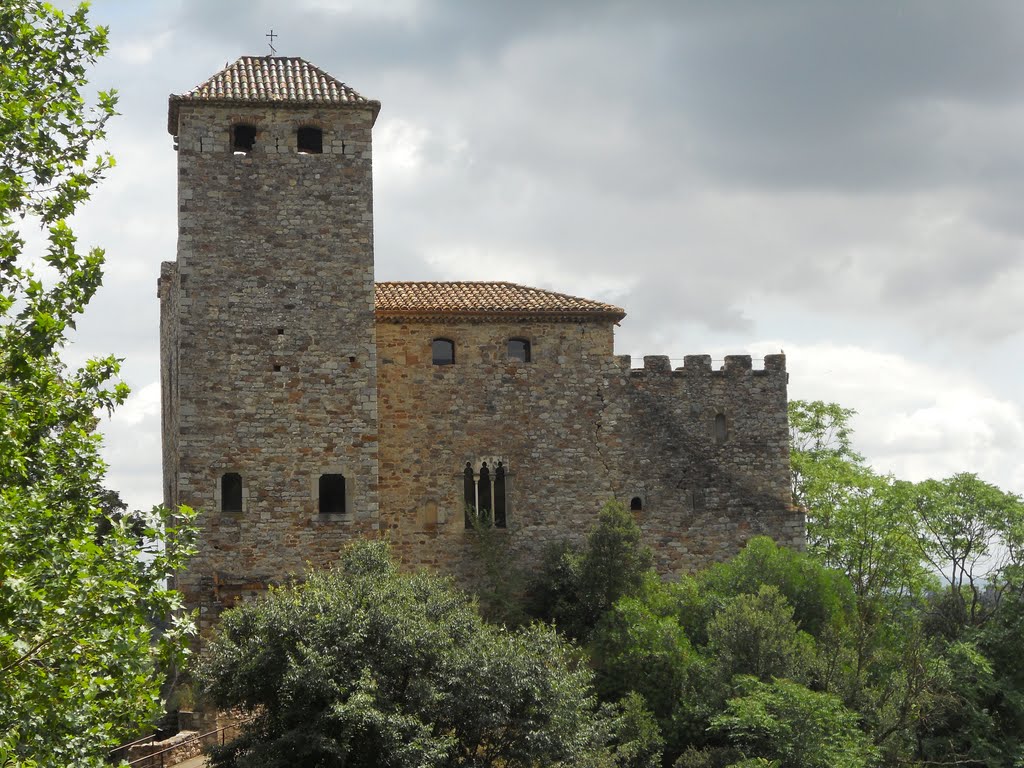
[319,474,346,515]
[508,338,531,362]
[463,463,475,528]
[478,463,492,522]
[297,126,323,154]
[494,462,506,528]
[630,496,643,512]
[432,338,455,365]
[714,413,728,444]
[232,124,257,154]
[221,473,243,513]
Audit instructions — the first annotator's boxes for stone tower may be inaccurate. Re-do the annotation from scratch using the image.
[160,57,381,631]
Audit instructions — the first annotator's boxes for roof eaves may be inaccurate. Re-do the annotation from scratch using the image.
[374,308,627,323]
[167,94,382,136]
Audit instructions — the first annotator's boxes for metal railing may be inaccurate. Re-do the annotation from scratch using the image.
[123,720,248,768]
[109,732,158,764]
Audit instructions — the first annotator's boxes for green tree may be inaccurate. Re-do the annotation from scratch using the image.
[603,692,665,768]
[697,536,854,641]
[788,401,943,759]
[705,586,816,687]
[199,540,607,768]
[530,500,654,640]
[788,402,925,597]
[0,3,197,765]
[788,399,862,517]
[913,555,1024,767]
[914,473,1024,633]
[711,677,877,768]
[589,575,700,761]
[591,576,697,720]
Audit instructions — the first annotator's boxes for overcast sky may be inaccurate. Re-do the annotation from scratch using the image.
[55,0,1023,511]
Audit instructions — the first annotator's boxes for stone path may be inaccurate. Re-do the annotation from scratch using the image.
[169,755,208,768]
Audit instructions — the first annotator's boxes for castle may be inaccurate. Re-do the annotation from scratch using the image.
[159,57,803,633]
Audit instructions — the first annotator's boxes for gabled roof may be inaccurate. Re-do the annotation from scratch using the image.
[374,282,626,323]
[168,56,380,134]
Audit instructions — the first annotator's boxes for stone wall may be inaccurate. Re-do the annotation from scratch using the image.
[161,102,381,633]
[611,353,802,572]
[377,318,801,581]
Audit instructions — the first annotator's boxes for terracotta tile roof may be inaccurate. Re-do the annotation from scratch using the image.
[168,56,379,134]
[374,282,626,322]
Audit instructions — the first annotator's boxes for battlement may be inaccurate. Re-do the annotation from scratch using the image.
[613,353,787,377]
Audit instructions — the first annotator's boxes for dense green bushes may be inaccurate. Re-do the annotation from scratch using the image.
[199,539,655,768]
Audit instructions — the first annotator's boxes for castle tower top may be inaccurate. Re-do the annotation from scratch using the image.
[167,56,380,135]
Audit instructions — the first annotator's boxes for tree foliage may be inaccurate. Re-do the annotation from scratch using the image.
[705,586,816,686]
[529,500,653,641]
[0,3,197,765]
[788,399,1024,766]
[913,473,1024,632]
[199,541,615,768]
[711,677,876,768]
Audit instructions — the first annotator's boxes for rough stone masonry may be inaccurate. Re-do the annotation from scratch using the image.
[159,56,804,634]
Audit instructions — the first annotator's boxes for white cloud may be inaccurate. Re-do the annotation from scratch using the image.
[754,341,1024,494]
[115,31,173,65]
[99,380,163,512]
[374,118,433,183]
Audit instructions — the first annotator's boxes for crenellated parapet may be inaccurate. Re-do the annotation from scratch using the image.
[612,352,786,377]
[592,351,799,570]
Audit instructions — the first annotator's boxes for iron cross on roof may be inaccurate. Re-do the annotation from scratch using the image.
[266,29,278,56]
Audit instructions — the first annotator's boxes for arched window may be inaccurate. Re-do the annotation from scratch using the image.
[463,463,475,528]
[463,460,507,529]
[478,463,492,521]
[432,338,455,365]
[507,338,531,362]
[297,126,323,154]
[714,413,728,444]
[630,496,643,512]
[319,474,346,515]
[232,123,257,154]
[221,472,243,513]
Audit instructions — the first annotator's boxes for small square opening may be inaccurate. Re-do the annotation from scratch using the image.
[297,126,323,154]
[232,124,257,154]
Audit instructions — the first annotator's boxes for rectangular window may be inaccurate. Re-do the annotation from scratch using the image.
[297,126,323,154]
[221,472,243,513]
[319,474,346,515]
[232,123,256,154]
